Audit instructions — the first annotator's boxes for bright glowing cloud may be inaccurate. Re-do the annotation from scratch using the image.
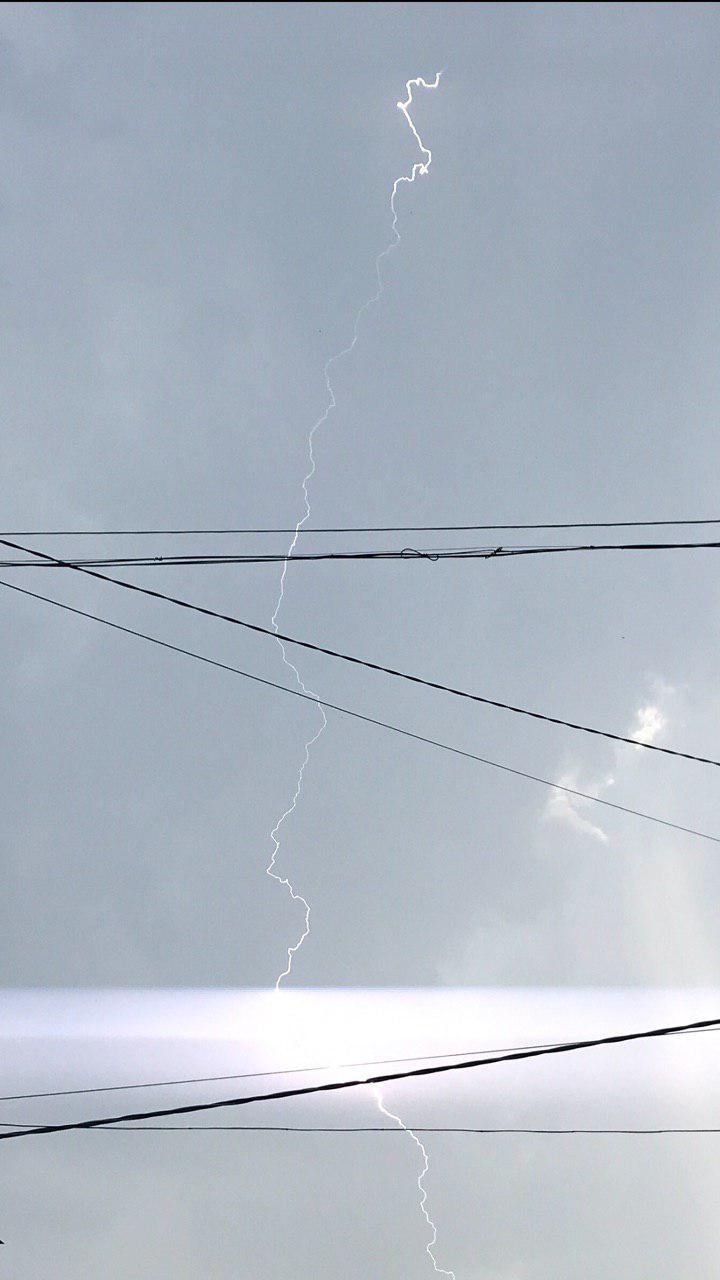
[543,689,670,845]
[630,704,666,746]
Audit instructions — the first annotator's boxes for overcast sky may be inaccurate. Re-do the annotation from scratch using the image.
[2,1,720,1274]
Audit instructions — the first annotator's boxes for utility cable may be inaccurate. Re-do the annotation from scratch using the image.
[0,1040,586,1102]
[1,1014,718,1142]
[1,577,716,843]
[1,1025,715,1104]
[1,537,716,768]
[2,1122,720,1135]
[2,539,720,569]
[3,518,720,536]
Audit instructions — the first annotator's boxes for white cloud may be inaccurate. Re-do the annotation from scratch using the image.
[544,774,609,844]
[542,689,670,845]
[630,703,666,746]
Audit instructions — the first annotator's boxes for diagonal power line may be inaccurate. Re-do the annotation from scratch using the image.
[2,1014,718,1142]
[1,577,716,844]
[0,1025,715,1105]
[0,1039,603,1103]
[1,537,717,769]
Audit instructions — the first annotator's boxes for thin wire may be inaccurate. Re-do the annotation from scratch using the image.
[1,537,716,769]
[2,539,720,569]
[3,518,720,536]
[0,1041,581,1102]
[1,577,716,844]
[2,1025,715,1104]
[2,1014,718,1141]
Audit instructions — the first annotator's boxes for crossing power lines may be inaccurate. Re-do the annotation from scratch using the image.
[1,576,717,844]
[1,536,717,768]
[2,1014,718,1142]
[1,538,720,569]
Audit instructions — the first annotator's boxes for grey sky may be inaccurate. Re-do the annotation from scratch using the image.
[2,1,720,1273]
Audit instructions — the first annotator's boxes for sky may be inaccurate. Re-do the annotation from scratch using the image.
[1,1,720,1274]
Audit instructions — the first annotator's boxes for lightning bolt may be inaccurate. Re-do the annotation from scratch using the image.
[266,72,442,988]
[372,1086,456,1278]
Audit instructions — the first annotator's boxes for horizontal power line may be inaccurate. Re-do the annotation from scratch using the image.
[2,577,716,844]
[2,536,716,769]
[2,539,720,569]
[2,1014,718,1142]
[2,1122,720,1135]
[3,518,720,536]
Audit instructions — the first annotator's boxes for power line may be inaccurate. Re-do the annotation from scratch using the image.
[1,537,716,769]
[2,1014,718,1142]
[0,1040,587,1102]
[3,1121,720,1135]
[2,539,720,569]
[3,518,720,536]
[1,577,716,844]
[2,1025,714,1104]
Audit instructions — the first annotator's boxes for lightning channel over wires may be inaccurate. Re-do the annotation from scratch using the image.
[264,72,442,989]
[369,72,454,1278]
[259,70,444,1279]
